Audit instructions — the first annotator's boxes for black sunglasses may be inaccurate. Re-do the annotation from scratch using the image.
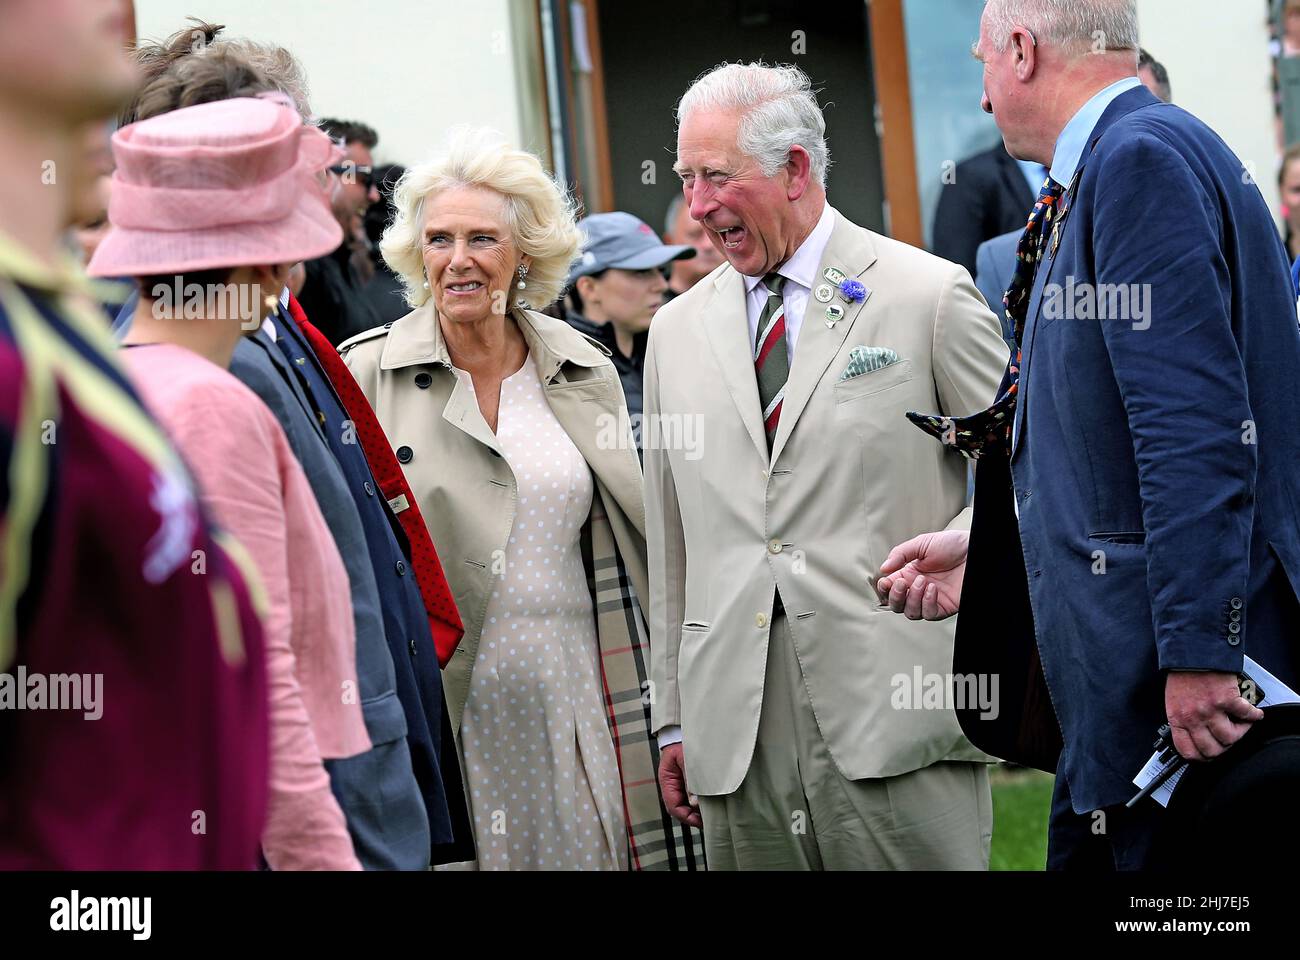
[329,163,375,188]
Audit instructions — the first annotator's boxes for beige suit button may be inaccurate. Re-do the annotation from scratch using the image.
[756,612,768,628]
[768,538,782,554]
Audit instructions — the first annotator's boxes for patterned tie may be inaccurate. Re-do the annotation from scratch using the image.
[754,272,789,450]
[907,176,1066,458]
[286,294,465,667]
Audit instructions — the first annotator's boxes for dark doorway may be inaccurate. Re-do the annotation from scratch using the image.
[595,0,885,235]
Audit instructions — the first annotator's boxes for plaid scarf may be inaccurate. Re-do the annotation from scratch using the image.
[583,483,706,870]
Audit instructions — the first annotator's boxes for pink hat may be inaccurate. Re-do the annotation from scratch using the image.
[87,97,344,278]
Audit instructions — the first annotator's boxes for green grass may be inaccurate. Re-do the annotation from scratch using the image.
[989,767,1054,870]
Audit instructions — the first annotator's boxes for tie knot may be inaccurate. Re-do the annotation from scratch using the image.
[1038,176,1065,202]
[762,272,785,297]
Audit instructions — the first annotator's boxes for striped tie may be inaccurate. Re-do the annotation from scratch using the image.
[754,272,789,450]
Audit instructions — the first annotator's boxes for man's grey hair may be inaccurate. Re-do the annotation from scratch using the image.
[983,0,1139,54]
[676,62,831,187]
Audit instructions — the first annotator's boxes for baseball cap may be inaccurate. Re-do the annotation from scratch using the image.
[568,211,695,285]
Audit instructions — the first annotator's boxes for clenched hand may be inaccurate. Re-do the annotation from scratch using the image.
[876,530,970,620]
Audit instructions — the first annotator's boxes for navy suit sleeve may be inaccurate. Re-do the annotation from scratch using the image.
[974,241,997,307]
[1091,134,1252,674]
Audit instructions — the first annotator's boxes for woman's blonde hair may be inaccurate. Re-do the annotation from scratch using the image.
[381,126,581,310]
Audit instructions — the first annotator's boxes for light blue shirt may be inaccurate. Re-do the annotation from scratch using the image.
[1017,159,1050,196]
[1048,76,1143,189]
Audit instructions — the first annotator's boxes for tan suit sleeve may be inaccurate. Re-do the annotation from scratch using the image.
[932,263,1010,533]
[642,325,685,731]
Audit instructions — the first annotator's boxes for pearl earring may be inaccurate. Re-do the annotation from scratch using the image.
[422,279,430,289]
[517,264,528,290]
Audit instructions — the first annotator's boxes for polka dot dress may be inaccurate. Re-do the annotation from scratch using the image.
[456,354,627,870]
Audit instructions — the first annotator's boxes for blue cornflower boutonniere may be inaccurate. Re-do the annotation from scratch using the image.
[838,279,866,303]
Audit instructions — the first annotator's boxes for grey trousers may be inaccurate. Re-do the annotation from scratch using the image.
[698,612,992,870]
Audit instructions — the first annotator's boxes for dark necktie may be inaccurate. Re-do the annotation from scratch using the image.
[754,272,789,450]
[286,294,465,667]
[907,176,1066,458]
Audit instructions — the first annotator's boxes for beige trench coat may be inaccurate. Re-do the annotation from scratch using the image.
[341,303,704,870]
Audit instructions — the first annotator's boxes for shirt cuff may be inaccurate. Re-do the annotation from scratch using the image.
[657,725,683,749]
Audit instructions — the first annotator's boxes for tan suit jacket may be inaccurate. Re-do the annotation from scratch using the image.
[644,208,1008,796]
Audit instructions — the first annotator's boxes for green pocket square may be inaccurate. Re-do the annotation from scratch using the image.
[840,346,901,381]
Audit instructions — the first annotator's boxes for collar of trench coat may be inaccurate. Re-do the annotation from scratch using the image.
[372,301,650,724]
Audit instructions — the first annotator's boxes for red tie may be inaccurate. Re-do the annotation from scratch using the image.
[287,294,464,666]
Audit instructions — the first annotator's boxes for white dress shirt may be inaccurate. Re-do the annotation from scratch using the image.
[741,202,837,360]
[658,201,837,751]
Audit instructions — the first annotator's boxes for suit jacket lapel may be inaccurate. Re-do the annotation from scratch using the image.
[770,212,878,464]
[703,267,769,464]
[1010,88,1159,458]
[246,329,327,443]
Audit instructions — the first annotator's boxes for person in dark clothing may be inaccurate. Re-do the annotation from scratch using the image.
[361,163,411,325]
[298,117,384,345]
[563,212,695,452]
[931,142,1043,278]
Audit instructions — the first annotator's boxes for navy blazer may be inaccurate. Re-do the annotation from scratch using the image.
[966,86,1300,813]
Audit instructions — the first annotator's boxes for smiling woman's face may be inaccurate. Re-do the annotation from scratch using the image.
[421,184,527,325]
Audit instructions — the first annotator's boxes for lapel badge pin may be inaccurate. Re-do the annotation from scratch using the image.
[823,266,847,287]
[825,304,845,328]
[814,283,834,303]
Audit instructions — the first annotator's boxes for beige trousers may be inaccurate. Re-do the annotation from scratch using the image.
[698,612,992,870]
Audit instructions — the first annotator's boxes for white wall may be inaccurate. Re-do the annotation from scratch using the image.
[134,0,527,166]
[1139,0,1281,219]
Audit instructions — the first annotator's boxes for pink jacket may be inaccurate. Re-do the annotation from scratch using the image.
[124,343,371,870]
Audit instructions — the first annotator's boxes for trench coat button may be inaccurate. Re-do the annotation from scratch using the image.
[415,372,433,389]
[1230,609,1242,622]
[1228,621,1240,635]
[396,560,407,576]
[1228,635,1241,647]
[768,538,783,554]
[396,445,413,463]
[756,612,768,628]
[363,481,374,497]
[1230,597,1243,611]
